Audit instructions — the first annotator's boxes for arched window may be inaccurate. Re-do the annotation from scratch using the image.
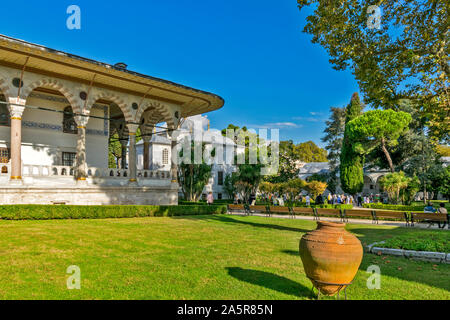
[63,106,78,134]
[162,149,169,165]
[0,95,10,127]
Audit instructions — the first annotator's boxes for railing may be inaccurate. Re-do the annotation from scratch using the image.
[20,165,171,180]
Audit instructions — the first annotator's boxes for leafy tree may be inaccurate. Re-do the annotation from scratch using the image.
[297,0,450,142]
[108,133,122,168]
[439,167,450,200]
[268,140,302,183]
[379,171,410,204]
[281,179,307,201]
[306,181,328,199]
[436,145,450,157]
[223,174,236,200]
[346,110,412,172]
[401,175,420,205]
[424,164,447,200]
[322,107,346,168]
[232,162,264,204]
[340,93,364,195]
[294,141,328,163]
[267,140,327,183]
[322,106,346,192]
[178,142,214,202]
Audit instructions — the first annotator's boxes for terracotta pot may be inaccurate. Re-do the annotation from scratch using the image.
[299,221,363,296]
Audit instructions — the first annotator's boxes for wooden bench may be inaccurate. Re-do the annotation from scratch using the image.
[315,208,344,222]
[227,204,246,214]
[291,207,315,219]
[269,206,291,218]
[249,205,270,216]
[411,212,449,229]
[373,210,409,226]
[343,209,376,223]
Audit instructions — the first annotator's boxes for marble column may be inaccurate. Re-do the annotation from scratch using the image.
[143,136,151,170]
[127,124,139,184]
[170,129,178,183]
[74,115,89,183]
[120,138,128,169]
[7,100,26,184]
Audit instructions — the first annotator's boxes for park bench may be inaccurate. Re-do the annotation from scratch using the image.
[291,207,315,219]
[372,210,409,226]
[269,206,291,217]
[315,208,344,222]
[410,212,449,229]
[227,204,247,214]
[249,205,270,217]
[343,209,376,223]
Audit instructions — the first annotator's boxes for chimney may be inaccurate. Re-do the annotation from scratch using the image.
[114,62,128,71]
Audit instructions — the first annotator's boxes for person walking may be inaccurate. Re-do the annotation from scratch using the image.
[207,192,214,206]
[305,195,311,206]
[357,195,362,207]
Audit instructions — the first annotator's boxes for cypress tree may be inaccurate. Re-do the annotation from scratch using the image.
[340,93,364,195]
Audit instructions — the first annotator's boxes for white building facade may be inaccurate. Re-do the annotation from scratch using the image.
[136,116,245,200]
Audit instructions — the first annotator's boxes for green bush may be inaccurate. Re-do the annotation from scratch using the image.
[179,200,233,206]
[363,203,450,212]
[0,205,227,221]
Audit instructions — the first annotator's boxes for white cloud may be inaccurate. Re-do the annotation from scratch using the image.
[256,122,302,129]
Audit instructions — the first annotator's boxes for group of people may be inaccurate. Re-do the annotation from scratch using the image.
[424,202,448,214]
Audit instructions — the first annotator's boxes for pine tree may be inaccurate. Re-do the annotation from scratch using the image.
[340,93,364,195]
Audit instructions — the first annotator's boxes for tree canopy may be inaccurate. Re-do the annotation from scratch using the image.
[346,109,412,172]
[298,0,449,142]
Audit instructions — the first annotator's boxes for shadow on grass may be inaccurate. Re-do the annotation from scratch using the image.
[173,215,311,233]
[226,267,312,299]
[281,249,299,257]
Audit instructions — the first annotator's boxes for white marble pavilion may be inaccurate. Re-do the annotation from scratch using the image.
[0,34,224,205]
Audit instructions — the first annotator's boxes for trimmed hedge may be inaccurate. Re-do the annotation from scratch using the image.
[0,205,227,221]
[179,200,233,206]
[363,203,450,212]
[256,202,352,210]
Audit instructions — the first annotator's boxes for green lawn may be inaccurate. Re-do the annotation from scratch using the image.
[0,214,449,300]
[378,230,449,252]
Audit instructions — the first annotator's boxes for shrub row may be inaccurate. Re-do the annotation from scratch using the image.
[363,203,450,212]
[256,202,352,210]
[179,200,233,206]
[0,205,227,220]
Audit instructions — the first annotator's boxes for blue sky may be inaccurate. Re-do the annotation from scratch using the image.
[0,0,359,147]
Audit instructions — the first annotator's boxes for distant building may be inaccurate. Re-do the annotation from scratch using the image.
[136,115,245,200]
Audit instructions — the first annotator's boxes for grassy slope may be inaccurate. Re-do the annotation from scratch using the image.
[0,215,448,300]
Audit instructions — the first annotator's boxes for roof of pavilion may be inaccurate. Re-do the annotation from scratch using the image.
[0,34,224,117]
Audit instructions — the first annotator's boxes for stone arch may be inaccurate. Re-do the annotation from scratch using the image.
[0,76,12,101]
[364,174,376,184]
[87,91,133,123]
[136,101,175,129]
[21,78,82,114]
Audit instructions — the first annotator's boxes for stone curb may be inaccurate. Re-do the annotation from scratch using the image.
[367,242,449,264]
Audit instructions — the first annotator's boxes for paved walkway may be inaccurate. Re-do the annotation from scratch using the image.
[227,212,449,230]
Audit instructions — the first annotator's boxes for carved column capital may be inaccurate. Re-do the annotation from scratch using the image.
[74,114,90,128]
[127,123,139,134]
[7,97,26,119]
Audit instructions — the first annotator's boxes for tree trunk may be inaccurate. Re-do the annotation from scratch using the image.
[380,138,395,173]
